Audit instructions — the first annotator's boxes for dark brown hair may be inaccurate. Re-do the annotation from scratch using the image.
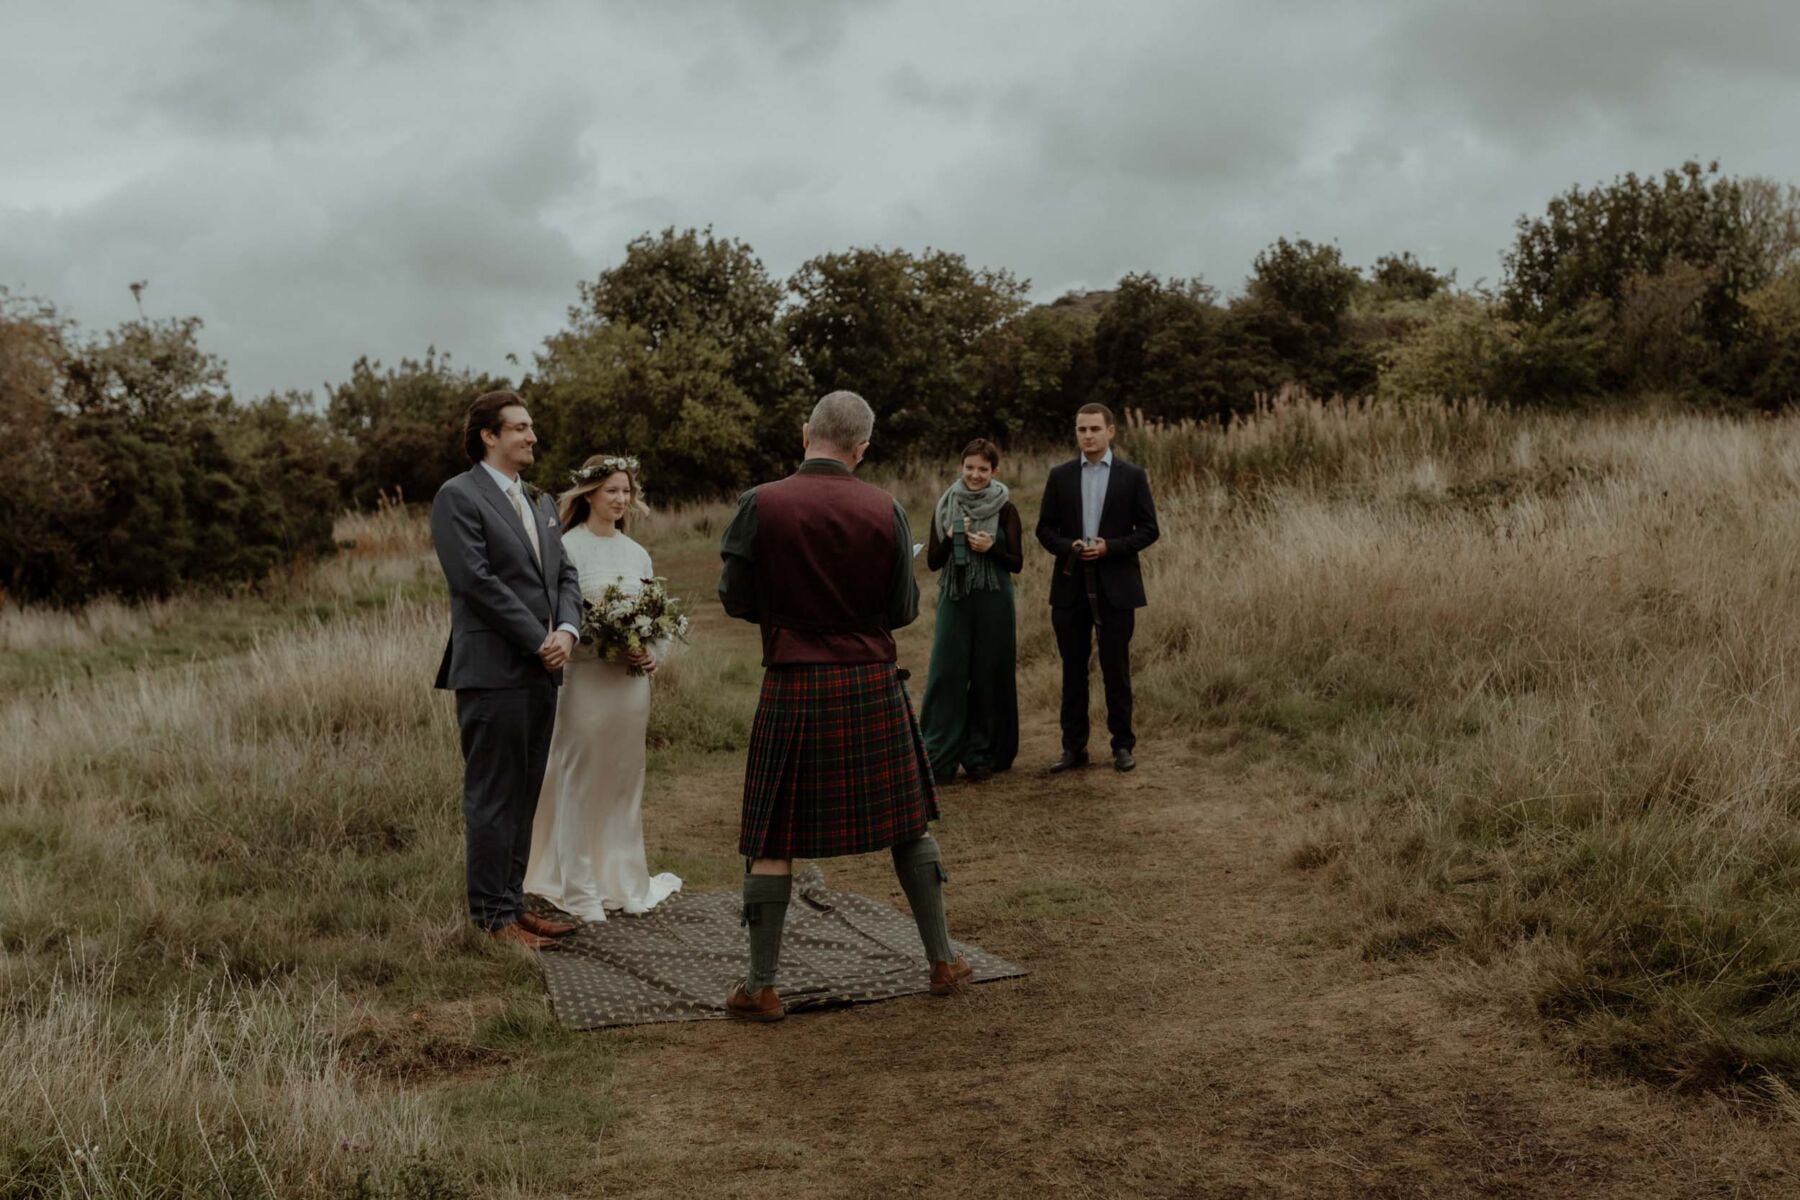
[463,390,526,464]
[960,437,1001,468]
[1076,402,1117,428]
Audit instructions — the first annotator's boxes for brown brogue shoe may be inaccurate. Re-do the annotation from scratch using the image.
[519,911,579,938]
[725,981,785,1022]
[930,955,975,996]
[490,922,555,951]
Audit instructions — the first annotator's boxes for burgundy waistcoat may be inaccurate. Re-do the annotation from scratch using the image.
[754,469,898,666]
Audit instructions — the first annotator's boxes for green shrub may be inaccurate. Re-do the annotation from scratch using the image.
[0,296,338,605]
[1378,294,1517,403]
[326,350,508,508]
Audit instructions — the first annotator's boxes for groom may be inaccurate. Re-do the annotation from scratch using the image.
[717,390,971,1021]
[430,390,584,949]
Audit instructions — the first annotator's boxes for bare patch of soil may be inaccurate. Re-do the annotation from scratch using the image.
[343,1000,511,1084]
[590,719,1800,1198]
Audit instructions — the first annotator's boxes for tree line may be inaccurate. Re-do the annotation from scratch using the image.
[3,160,1798,605]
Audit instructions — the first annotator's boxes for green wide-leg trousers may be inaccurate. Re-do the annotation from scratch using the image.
[920,583,1018,778]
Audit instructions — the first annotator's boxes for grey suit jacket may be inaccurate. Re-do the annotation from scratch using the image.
[430,465,583,690]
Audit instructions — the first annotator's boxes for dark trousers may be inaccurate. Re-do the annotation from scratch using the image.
[455,679,558,930]
[920,583,1020,777]
[1051,587,1137,754]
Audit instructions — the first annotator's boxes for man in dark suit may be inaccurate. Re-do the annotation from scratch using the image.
[430,391,584,949]
[1035,403,1160,773]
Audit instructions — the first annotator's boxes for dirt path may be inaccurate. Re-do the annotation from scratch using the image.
[579,709,1800,1199]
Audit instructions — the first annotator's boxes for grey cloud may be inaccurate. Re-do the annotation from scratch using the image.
[1374,2,1800,145]
[733,0,887,61]
[988,7,1327,190]
[641,0,887,65]
[132,5,338,139]
[1033,87,1305,187]
[128,0,504,141]
[887,65,978,118]
[684,44,747,96]
[0,85,599,397]
[5,0,1799,400]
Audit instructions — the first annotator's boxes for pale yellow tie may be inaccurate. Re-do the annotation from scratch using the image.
[510,484,542,565]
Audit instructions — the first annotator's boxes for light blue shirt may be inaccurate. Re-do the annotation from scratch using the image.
[480,459,539,552]
[478,461,578,639]
[1080,449,1113,542]
[479,459,526,499]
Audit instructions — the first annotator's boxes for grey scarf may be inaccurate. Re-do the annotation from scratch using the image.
[933,478,1010,600]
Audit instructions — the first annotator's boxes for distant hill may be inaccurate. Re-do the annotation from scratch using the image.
[1046,289,1113,315]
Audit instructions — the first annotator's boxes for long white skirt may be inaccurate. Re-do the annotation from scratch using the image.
[525,655,682,921]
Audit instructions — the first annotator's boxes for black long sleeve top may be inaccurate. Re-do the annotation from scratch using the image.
[927,500,1024,574]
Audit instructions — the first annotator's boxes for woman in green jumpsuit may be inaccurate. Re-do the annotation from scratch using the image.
[920,438,1022,783]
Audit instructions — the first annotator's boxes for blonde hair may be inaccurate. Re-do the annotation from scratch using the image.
[558,454,647,533]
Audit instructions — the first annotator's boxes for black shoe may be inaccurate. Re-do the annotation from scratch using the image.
[1114,749,1137,772]
[965,764,993,783]
[1047,750,1089,774]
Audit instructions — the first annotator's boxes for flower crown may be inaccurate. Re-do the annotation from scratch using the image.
[570,456,641,486]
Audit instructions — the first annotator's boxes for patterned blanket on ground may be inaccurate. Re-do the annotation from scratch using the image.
[538,865,1026,1029]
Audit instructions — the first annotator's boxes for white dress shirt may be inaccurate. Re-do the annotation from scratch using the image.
[479,460,578,640]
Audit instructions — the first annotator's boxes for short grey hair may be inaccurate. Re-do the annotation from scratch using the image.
[807,390,875,450]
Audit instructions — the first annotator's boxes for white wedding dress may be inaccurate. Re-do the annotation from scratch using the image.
[525,525,682,921]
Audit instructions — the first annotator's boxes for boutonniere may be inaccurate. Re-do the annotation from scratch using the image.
[523,482,545,505]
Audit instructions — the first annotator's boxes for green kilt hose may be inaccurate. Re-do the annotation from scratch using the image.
[739,662,940,859]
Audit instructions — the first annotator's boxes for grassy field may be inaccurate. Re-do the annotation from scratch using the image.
[9,400,1800,1195]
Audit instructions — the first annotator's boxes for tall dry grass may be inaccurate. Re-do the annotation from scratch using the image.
[0,599,494,1192]
[1,968,446,1197]
[1112,395,1800,1094]
[0,595,188,656]
[0,505,441,699]
[0,512,793,1193]
[9,394,1800,1196]
[852,393,1800,1095]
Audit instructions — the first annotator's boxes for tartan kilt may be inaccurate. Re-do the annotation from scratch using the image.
[739,662,940,859]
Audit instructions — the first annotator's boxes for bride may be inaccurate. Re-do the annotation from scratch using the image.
[525,453,682,922]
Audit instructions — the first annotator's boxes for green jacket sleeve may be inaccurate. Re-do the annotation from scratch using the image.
[886,500,920,631]
[717,488,759,623]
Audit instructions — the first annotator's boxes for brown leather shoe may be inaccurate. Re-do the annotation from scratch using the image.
[519,911,579,938]
[930,955,974,996]
[490,922,555,951]
[725,981,785,1022]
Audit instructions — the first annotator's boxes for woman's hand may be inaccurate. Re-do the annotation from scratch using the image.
[626,647,658,674]
[966,530,995,554]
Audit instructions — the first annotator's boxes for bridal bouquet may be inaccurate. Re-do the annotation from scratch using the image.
[578,577,691,676]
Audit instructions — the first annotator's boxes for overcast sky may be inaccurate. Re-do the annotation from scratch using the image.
[5,0,1798,399]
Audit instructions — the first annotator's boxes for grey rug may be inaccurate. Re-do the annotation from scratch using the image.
[537,864,1026,1029]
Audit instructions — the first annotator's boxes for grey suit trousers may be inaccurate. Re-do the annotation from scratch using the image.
[456,678,558,930]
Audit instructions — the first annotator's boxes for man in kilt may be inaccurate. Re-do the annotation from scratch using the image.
[717,390,972,1021]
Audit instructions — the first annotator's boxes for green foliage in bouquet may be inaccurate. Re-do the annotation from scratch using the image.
[576,577,691,677]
